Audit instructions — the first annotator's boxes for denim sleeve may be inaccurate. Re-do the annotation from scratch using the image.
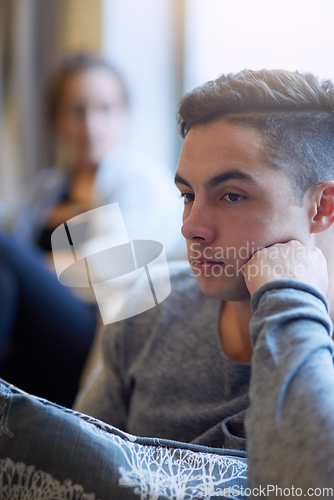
[245,280,334,496]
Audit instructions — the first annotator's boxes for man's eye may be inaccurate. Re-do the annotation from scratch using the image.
[181,193,195,203]
[222,193,244,202]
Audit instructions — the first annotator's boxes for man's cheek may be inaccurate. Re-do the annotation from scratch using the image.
[229,240,258,263]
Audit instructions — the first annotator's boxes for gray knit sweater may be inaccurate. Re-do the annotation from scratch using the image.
[75,261,251,450]
[246,280,334,495]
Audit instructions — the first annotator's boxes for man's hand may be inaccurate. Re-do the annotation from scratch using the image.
[243,240,329,298]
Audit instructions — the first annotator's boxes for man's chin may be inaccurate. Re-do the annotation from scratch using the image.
[196,275,250,302]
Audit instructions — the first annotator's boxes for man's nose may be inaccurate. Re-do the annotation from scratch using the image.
[181,203,216,243]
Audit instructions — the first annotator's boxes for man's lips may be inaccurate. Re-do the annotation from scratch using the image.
[191,260,225,273]
[191,259,224,264]
[190,258,225,264]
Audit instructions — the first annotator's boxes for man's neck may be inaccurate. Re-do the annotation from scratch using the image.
[312,231,334,322]
[219,299,253,363]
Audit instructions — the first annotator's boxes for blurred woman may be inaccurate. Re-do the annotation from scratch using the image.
[15,52,183,258]
[1,53,183,407]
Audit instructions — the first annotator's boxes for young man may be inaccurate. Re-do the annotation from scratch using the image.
[76,69,334,460]
[175,69,334,492]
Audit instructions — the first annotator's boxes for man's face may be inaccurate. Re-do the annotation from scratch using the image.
[175,120,311,301]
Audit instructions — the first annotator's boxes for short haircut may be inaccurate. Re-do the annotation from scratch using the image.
[47,52,128,124]
[177,69,334,202]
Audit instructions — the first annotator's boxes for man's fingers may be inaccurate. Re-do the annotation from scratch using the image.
[244,240,328,297]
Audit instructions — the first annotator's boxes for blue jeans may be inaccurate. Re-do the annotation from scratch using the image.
[0,231,97,407]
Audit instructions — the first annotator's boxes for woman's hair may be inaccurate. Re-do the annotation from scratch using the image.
[46,52,128,124]
[178,69,334,201]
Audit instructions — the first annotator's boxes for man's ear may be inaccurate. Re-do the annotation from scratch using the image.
[310,181,334,234]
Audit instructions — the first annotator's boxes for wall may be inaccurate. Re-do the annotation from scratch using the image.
[59,0,102,53]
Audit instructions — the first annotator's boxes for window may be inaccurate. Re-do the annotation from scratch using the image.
[103,0,334,172]
[184,0,334,92]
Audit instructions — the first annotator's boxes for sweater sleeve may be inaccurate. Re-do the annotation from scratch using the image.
[245,280,334,496]
[73,320,129,430]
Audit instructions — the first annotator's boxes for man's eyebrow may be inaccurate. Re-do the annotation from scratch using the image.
[205,170,258,190]
[174,170,258,191]
[174,173,192,189]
